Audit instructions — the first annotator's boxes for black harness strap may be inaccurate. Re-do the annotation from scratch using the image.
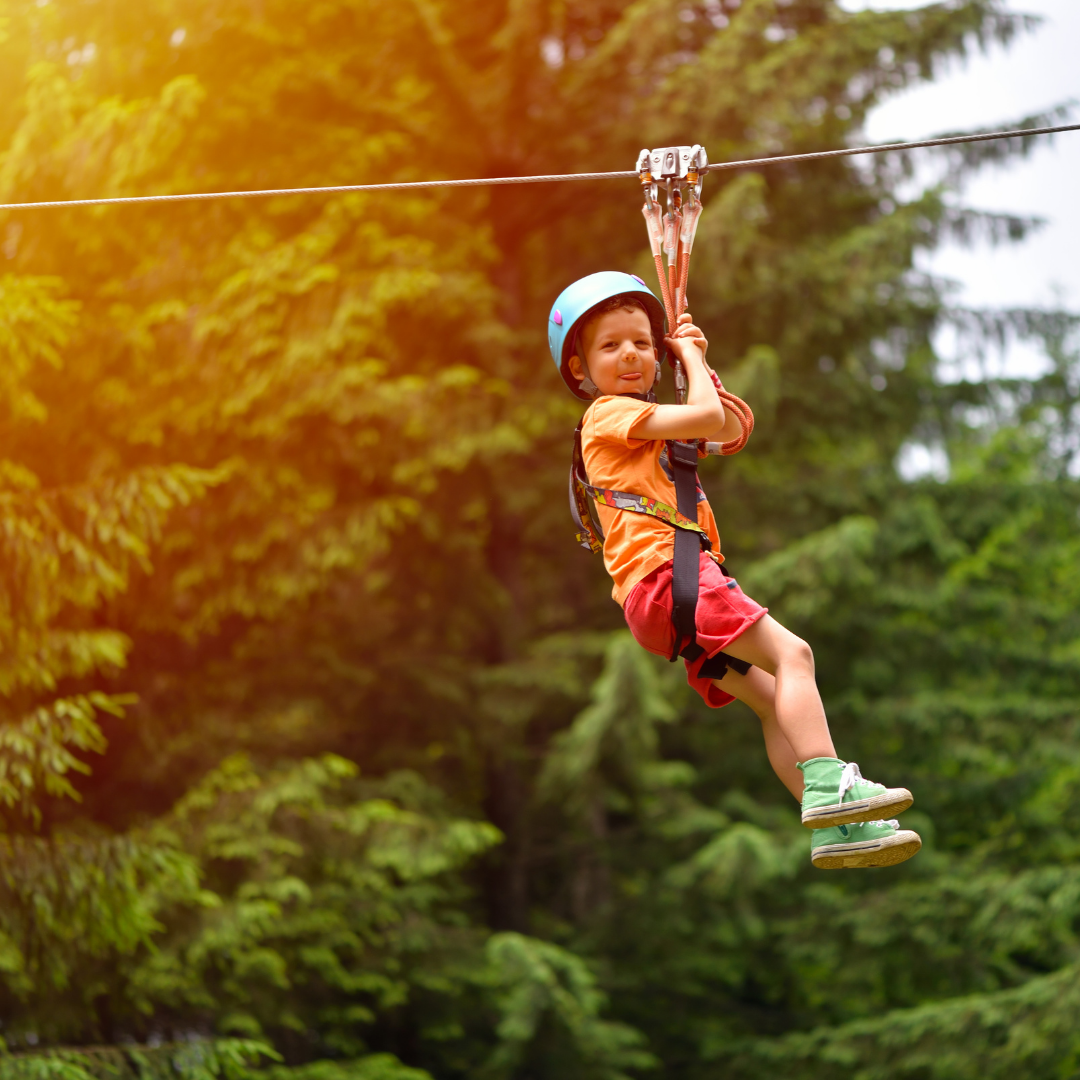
[667,440,707,662]
[698,648,752,680]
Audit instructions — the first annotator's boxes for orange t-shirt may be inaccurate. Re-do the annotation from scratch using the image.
[580,395,722,606]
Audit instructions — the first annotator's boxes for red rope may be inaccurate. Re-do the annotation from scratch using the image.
[653,251,677,329]
[714,383,754,455]
[676,250,690,315]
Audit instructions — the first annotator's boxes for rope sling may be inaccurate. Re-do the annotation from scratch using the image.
[571,145,755,666]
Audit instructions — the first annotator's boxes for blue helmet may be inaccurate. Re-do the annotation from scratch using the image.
[547,271,666,401]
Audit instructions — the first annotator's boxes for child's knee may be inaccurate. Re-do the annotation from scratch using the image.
[783,635,815,675]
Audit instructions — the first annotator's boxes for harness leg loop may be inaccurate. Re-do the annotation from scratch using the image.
[668,440,706,662]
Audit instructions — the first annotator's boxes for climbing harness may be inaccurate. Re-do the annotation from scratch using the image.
[551,146,759,666]
[570,408,750,677]
[569,420,712,555]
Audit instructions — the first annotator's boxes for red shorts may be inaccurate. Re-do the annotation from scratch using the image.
[623,554,768,708]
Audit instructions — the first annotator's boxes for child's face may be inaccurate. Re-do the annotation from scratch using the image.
[568,306,657,397]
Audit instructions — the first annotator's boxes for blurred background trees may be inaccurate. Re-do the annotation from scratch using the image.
[0,0,1078,1076]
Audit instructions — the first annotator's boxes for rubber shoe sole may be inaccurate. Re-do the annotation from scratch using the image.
[812,828,921,870]
[801,787,913,829]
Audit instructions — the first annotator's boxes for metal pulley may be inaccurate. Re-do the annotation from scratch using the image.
[637,145,709,403]
[636,143,754,456]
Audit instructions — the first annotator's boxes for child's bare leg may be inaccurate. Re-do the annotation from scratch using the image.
[712,663,803,800]
[711,620,920,869]
[713,615,836,764]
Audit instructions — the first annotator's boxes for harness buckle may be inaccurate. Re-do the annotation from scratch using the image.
[669,440,700,468]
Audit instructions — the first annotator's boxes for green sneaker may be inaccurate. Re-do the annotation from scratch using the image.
[799,757,913,829]
[811,819,922,870]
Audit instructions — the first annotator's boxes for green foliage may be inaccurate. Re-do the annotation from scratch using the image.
[484,933,655,1080]
[539,633,681,813]
[0,694,118,814]
[264,1058,430,1080]
[0,273,77,422]
[0,1041,274,1080]
[0,829,198,1002]
[723,959,1080,1079]
[0,0,1077,1077]
[129,754,501,1049]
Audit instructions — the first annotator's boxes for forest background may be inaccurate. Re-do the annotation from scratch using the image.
[1,0,1079,1078]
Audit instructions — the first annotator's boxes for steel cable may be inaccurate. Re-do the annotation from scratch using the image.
[0,122,1076,212]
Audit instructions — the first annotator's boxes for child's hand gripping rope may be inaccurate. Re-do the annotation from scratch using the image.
[665,313,753,455]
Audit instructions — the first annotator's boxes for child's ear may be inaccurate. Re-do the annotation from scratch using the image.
[567,354,585,382]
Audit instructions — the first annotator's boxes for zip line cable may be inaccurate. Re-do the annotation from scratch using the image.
[0,121,1077,212]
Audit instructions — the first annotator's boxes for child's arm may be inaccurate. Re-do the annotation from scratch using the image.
[628,315,743,443]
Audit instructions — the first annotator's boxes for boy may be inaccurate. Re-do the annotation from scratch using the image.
[549,271,921,869]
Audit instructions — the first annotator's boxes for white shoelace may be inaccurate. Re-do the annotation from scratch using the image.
[837,761,886,806]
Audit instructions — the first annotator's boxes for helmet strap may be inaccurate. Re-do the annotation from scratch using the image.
[571,328,601,398]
